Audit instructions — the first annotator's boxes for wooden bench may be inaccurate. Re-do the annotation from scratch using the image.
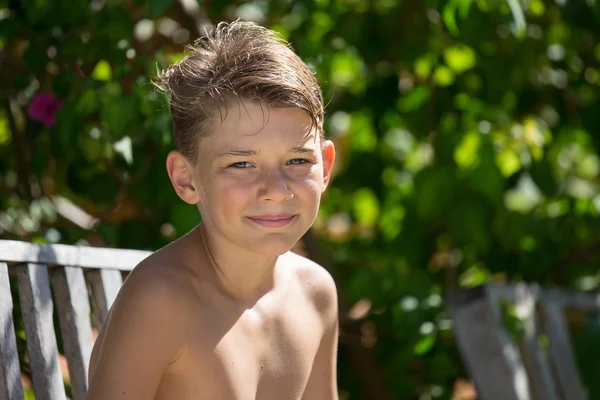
[447,283,598,400]
[0,239,151,400]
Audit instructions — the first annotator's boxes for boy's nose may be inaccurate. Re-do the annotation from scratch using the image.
[258,169,294,202]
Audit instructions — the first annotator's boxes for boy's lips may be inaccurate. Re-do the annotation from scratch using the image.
[246,214,297,228]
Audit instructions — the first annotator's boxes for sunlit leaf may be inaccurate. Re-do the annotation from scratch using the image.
[454,131,481,169]
[414,54,437,79]
[353,188,380,227]
[444,45,477,74]
[434,66,455,87]
[0,114,9,145]
[91,60,112,81]
[459,263,490,287]
[496,148,521,177]
[442,0,474,35]
[330,51,363,87]
[379,204,405,241]
[528,0,545,16]
[414,334,436,355]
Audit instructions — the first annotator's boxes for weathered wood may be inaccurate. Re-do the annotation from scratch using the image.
[512,285,560,400]
[86,269,123,329]
[447,286,531,400]
[51,266,94,400]
[489,283,600,311]
[0,263,24,400]
[541,301,588,400]
[0,239,150,271]
[16,263,67,400]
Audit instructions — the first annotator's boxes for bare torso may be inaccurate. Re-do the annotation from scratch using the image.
[154,266,323,400]
[89,231,332,400]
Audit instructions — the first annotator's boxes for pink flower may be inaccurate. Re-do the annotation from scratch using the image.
[27,92,64,128]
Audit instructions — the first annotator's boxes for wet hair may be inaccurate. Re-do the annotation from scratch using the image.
[153,20,324,161]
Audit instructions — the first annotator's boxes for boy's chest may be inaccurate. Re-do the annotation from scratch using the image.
[160,292,322,399]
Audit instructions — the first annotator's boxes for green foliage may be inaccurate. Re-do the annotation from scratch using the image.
[2,0,600,399]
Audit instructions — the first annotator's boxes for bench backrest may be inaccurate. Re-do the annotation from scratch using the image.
[447,283,597,400]
[0,239,151,400]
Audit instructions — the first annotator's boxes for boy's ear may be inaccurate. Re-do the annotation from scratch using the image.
[166,151,201,205]
[321,140,336,191]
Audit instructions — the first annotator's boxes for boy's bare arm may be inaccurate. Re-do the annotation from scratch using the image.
[86,267,188,399]
[300,264,340,400]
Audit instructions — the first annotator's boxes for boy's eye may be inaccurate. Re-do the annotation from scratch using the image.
[288,158,310,165]
[229,161,252,169]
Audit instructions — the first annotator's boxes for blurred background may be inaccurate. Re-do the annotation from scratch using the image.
[1,0,600,399]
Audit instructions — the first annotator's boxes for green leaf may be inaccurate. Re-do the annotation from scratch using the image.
[91,60,112,81]
[350,112,377,152]
[442,0,474,36]
[433,66,455,87]
[353,188,380,227]
[76,89,99,117]
[454,131,481,169]
[459,263,491,287]
[397,85,431,112]
[496,148,521,177]
[149,0,175,18]
[379,204,405,241]
[330,51,363,88]
[444,45,477,74]
[414,334,436,355]
[0,114,9,145]
[414,54,437,79]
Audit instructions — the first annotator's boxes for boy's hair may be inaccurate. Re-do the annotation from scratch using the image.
[154,20,324,161]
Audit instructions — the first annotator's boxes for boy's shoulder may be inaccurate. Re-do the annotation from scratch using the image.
[112,235,199,316]
[281,251,338,317]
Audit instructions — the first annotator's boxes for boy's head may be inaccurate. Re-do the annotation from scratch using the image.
[154,20,324,162]
[158,20,335,256]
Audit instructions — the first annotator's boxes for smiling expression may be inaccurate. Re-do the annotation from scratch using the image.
[181,102,335,255]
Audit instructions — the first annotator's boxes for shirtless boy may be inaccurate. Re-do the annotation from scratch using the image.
[86,21,338,400]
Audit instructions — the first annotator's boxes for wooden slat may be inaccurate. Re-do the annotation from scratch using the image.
[512,285,560,400]
[541,302,588,400]
[447,286,531,400]
[488,283,600,311]
[0,263,24,400]
[16,263,66,400]
[51,266,94,400]
[0,239,151,271]
[86,269,123,329]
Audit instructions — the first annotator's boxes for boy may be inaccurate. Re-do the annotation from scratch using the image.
[86,20,338,399]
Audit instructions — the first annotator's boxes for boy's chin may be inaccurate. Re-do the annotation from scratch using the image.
[242,234,302,256]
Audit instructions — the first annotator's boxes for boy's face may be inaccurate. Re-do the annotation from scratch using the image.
[168,101,335,256]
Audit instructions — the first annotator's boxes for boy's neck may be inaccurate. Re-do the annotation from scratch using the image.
[194,224,280,304]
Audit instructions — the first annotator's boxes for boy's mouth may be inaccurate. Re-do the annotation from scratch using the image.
[246,214,297,228]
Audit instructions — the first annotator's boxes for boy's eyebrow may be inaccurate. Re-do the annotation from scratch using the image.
[291,146,316,154]
[219,150,259,158]
[219,146,316,158]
